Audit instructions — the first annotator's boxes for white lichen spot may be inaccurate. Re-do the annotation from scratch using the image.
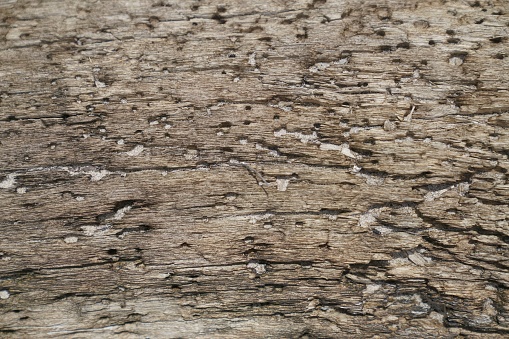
[94,80,107,88]
[161,171,168,176]
[351,165,362,173]
[184,149,198,160]
[306,298,320,310]
[233,77,240,83]
[247,261,266,275]
[424,186,452,201]
[61,166,111,181]
[334,58,349,65]
[112,205,131,220]
[309,62,330,73]
[16,187,27,194]
[149,120,159,125]
[248,213,274,224]
[319,143,342,151]
[239,138,248,145]
[83,134,90,139]
[449,56,463,66]
[64,236,78,244]
[117,139,124,145]
[319,143,361,159]
[276,178,290,192]
[358,207,387,227]
[81,225,98,236]
[0,173,16,189]
[164,124,172,129]
[0,290,10,299]
[89,170,110,181]
[341,145,361,159]
[248,52,256,66]
[273,128,318,144]
[364,284,381,295]
[126,144,144,156]
[75,196,85,201]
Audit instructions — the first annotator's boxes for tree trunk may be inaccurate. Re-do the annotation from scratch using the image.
[1,0,509,337]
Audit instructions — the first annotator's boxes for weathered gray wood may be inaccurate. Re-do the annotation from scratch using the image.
[1,0,509,337]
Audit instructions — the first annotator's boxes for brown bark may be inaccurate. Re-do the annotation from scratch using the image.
[1,0,509,337]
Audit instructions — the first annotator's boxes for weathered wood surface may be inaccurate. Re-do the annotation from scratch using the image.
[1,0,509,337]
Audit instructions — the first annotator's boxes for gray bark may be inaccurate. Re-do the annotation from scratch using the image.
[1,0,509,337]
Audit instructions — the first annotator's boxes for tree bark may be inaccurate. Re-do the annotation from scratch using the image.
[1,0,509,337]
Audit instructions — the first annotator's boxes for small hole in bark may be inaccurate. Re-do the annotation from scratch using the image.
[244,120,251,125]
[471,1,480,7]
[379,45,393,52]
[494,53,505,59]
[420,60,428,65]
[244,236,255,243]
[447,38,460,44]
[428,40,435,45]
[397,42,410,49]
[245,105,252,110]
[376,30,385,36]
[217,6,227,13]
[475,18,484,24]
[364,137,376,145]
[489,37,503,43]
[342,102,350,106]
[212,13,226,24]
[107,249,117,255]
[192,22,198,26]
[446,29,455,35]
[191,5,199,11]
[228,53,236,58]
[219,121,232,128]
[313,123,321,129]
[273,114,280,120]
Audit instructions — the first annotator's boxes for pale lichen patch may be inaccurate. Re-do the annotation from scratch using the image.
[0,173,16,189]
[126,144,144,156]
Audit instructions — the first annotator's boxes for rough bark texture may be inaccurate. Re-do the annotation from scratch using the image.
[1,0,509,337]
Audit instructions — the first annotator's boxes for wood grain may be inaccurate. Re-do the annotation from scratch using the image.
[1,0,509,337]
